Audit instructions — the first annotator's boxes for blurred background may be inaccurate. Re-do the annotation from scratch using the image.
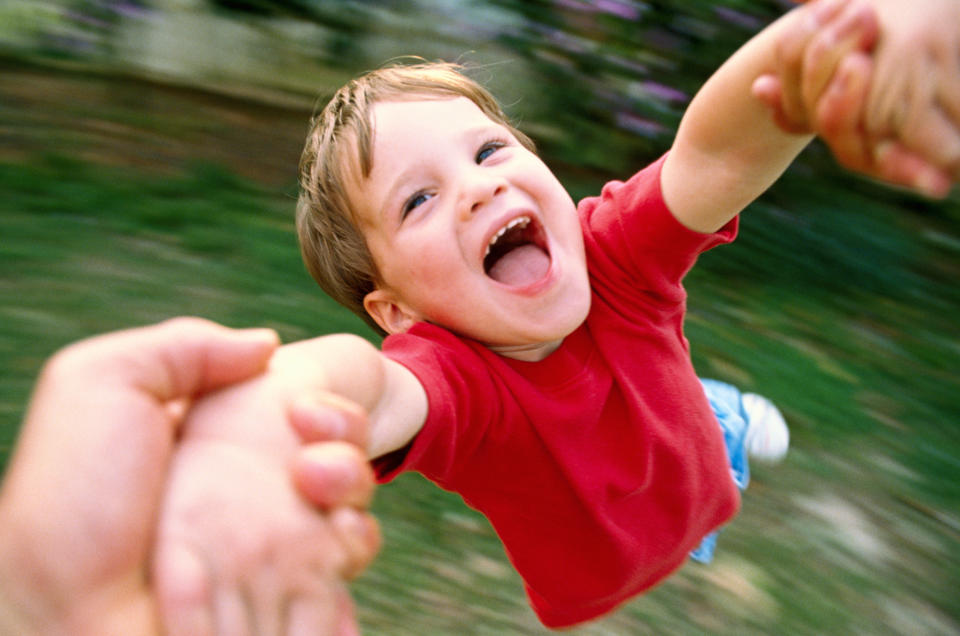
[1,0,958,633]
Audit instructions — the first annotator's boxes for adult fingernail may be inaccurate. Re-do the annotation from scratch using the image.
[239,327,281,347]
[811,0,845,24]
[915,170,949,199]
[873,140,894,165]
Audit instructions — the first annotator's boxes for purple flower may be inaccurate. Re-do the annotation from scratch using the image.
[616,111,667,137]
[553,0,645,21]
[713,7,763,30]
[639,80,687,103]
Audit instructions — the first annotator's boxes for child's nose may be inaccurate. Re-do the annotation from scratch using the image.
[461,172,507,218]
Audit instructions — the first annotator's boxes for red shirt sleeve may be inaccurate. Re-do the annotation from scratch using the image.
[578,152,737,306]
[374,323,499,485]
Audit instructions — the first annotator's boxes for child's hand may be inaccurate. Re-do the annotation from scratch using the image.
[0,318,279,636]
[153,340,380,636]
[752,0,879,134]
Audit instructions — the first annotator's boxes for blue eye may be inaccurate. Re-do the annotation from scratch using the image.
[476,141,504,163]
[402,191,432,218]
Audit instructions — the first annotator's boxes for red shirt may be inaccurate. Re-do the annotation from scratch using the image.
[376,155,740,627]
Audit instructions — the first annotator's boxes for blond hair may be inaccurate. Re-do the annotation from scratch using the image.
[296,61,535,336]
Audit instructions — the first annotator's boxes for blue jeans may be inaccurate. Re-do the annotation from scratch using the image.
[689,378,750,564]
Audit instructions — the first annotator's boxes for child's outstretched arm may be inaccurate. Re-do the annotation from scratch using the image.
[270,334,429,459]
[153,333,427,635]
[753,0,959,197]
[660,0,873,234]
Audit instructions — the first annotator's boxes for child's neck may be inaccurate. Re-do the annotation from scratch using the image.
[489,338,563,362]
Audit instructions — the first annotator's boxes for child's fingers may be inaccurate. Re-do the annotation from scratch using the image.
[288,392,370,450]
[329,506,382,580]
[753,75,812,134]
[772,0,852,128]
[751,73,781,108]
[773,1,829,126]
[292,441,376,509]
[801,0,878,110]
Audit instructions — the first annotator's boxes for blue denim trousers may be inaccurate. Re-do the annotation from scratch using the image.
[689,378,750,563]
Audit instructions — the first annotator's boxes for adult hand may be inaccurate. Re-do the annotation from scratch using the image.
[0,318,280,635]
[756,0,958,197]
[0,318,378,635]
[153,336,380,636]
[857,0,960,180]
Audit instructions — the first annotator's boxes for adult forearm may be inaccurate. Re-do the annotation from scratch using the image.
[0,574,36,635]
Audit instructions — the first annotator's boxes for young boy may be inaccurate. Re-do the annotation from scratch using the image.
[152,0,958,631]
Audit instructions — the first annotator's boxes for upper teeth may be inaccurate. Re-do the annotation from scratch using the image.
[485,216,530,258]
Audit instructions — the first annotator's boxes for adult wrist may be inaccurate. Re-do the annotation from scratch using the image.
[0,548,46,635]
[0,515,71,636]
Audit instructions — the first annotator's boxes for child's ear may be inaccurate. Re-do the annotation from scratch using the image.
[364,288,421,335]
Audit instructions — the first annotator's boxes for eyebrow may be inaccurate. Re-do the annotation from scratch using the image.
[379,164,424,224]
[376,121,506,223]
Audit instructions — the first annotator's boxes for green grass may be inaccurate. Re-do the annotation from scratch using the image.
[1,154,958,635]
[0,154,375,459]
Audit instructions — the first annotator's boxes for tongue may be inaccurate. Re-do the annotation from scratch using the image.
[488,244,550,286]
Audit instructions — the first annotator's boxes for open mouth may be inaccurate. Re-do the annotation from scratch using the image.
[483,215,551,286]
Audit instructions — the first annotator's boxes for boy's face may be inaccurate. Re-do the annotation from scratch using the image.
[353,96,590,360]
